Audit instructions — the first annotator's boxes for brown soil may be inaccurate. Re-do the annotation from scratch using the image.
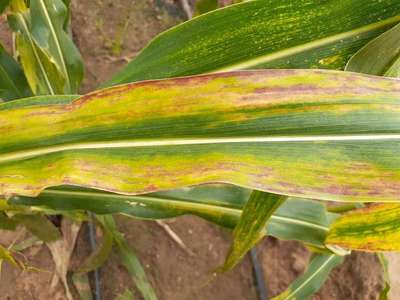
[0,0,394,299]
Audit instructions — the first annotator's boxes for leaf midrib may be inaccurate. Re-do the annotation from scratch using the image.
[1,134,400,164]
[37,0,70,92]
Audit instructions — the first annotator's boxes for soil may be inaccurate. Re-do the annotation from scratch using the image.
[0,0,396,299]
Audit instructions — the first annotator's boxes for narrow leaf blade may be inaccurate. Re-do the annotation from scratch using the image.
[29,0,84,93]
[346,22,400,77]
[272,254,344,300]
[101,216,157,300]
[0,43,32,101]
[222,191,286,271]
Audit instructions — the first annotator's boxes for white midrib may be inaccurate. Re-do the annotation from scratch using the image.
[214,15,400,72]
[39,189,330,232]
[1,134,400,163]
[281,255,336,300]
[38,0,70,91]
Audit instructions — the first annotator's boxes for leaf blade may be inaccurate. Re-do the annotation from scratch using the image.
[272,254,344,300]
[325,203,400,251]
[9,186,337,250]
[107,0,400,85]
[1,70,400,202]
[222,191,286,271]
[101,215,157,300]
[346,22,400,77]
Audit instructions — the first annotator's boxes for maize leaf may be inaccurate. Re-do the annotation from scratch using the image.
[272,254,343,300]
[107,0,400,85]
[1,70,400,202]
[10,186,337,250]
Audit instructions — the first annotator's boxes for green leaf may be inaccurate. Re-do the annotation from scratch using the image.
[0,43,32,101]
[346,22,400,77]
[325,203,400,251]
[115,289,134,300]
[101,215,157,300]
[9,186,337,250]
[29,0,84,93]
[106,0,400,86]
[0,0,11,13]
[0,94,79,110]
[12,214,61,242]
[8,8,65,95]
[1,70,400,202]
[272,254,344,300]
[222,191,286,271]
[0,212,17,230]
[194,0,217,16]
[75,220,113,274]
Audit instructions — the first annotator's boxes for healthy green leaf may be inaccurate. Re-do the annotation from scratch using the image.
[194,0,217,16]
[0,43,32,101]
[8,4,65,95]
[325,204,400,251]
[346,22,400,77]
[1,70,400,202]
[0,212,17,230]
[9,186,337,250]
[29,0,84,93]
[106,0,400,86]
[272,254,344,300]
[0,0,11,13]
[222,191,286,271]
[101,215,157,300]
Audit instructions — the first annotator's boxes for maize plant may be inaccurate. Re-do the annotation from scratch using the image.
[1,0,400,299]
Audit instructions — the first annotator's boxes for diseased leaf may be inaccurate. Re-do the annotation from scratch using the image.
[222,191,286,271]
[0,43,32,101]
[29,0,84,93]
[10,186,337,250]
[272,254,343,300]
[101,216,157,300]
[12,214,60,242]
[106,0,400,85]
[346,22,400,77]
[325,204,400,251]
[1,70,400,202]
